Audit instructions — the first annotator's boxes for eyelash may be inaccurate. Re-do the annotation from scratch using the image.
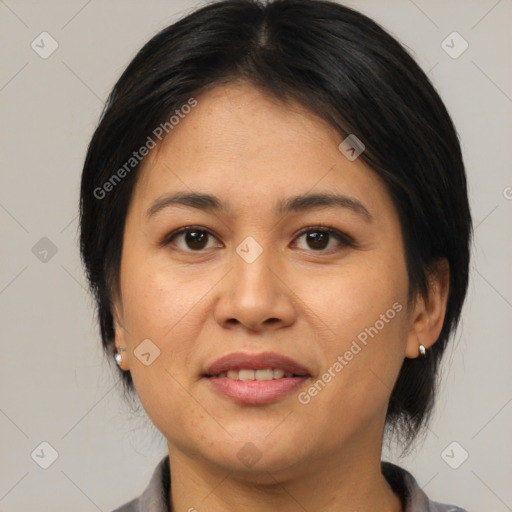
[160,225,356,254]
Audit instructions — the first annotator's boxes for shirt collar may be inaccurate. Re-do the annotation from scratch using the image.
[129,455,465,512]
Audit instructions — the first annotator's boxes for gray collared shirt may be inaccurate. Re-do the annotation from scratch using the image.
[112,455,468,512]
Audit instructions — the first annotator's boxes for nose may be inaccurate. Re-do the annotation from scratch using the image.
[213,242,297,332]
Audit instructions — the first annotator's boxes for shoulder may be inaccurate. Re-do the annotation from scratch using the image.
[110,455,170,512]
[111,497,139,512]
[381,461,469,512]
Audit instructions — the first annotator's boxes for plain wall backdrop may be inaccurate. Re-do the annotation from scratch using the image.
[0,0,511,511]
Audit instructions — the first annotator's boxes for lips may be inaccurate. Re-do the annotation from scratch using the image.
[203,351,310,378]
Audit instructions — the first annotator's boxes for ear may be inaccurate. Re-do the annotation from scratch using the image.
[112,296,130,371]
[405,259,450,359]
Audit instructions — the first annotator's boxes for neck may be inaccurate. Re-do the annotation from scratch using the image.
[167,439,402,512]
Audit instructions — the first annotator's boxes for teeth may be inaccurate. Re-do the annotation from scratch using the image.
[239,369,255,381]
[255,369,274,381]
[212,368,296,380]
[273,369,285,379]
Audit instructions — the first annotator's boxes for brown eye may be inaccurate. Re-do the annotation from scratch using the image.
[303,231,330,250]
[293,227,354,252]
[182,230,209,250]
[164,227,220,251]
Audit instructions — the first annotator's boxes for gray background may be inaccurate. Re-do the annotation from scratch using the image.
[1,0,511,510]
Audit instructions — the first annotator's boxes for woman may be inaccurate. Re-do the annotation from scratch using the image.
[79,0,472,510]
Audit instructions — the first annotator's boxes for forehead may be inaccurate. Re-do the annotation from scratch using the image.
[131,83,393,219]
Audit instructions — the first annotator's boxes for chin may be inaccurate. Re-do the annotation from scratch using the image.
[200,433,314,479]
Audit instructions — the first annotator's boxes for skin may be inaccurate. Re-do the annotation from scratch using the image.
[112,82,449,512]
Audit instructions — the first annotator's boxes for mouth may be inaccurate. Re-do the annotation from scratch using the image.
[202,352,311,404]
[203,351,310,377]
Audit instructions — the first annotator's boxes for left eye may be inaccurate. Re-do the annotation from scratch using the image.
[293,227,353,252]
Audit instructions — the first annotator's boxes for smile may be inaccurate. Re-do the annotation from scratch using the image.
[207,368,299,380]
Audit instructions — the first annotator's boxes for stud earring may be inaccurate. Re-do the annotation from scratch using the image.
[418,344,426,358]
[115,346,126,366]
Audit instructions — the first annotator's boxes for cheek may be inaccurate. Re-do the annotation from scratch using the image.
[121,261,208,338]
[311,256,408,343]
[118,264,212,436]
[304,257,409,414]
[119,256,227,391]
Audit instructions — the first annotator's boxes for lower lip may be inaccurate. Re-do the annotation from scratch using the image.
[204,376,309,404]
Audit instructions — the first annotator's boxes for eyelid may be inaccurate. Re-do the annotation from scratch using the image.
[160,224,356,252]
[159,225,222,248]
[292,225,357,249]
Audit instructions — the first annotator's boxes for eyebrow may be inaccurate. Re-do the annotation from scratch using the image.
[146,191,373,222]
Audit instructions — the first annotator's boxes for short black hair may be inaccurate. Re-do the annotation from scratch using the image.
[79,0,472,446]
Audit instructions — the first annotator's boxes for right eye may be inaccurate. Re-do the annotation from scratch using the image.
[162,227,223,252]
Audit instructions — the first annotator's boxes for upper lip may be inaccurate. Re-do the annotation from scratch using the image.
[203,351,310,376]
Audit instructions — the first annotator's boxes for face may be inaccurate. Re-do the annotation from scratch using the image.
[113,82,418,480]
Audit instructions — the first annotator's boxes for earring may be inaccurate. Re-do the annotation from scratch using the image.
[115,346,126,366]
[418,344,426,358]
